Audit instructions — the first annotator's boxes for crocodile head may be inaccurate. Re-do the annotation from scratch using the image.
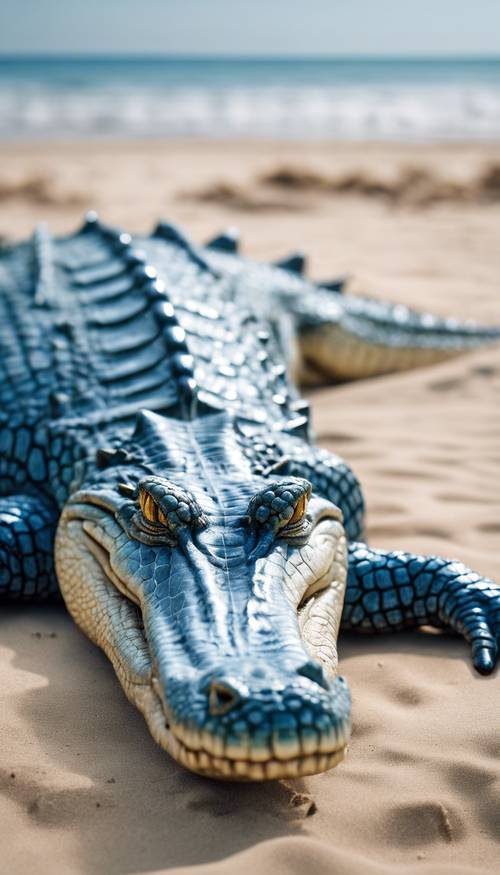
[55,411,351,780]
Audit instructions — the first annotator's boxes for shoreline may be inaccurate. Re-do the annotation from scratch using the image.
[2,136,500,149]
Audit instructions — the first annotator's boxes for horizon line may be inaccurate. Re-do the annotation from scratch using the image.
[0,51,499,62]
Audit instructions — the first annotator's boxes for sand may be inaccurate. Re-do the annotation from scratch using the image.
[0,140,499,875]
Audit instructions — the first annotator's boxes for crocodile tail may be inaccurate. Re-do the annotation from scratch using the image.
[295,290,500,384]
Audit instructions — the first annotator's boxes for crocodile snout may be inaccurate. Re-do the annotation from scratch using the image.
[163,662,350,780]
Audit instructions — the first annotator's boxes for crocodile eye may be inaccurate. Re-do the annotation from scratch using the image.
[248,477,312,536]
[284,492,308,528]
[130,477,207,545]
[246,477,313,561]
[139,490,170,528]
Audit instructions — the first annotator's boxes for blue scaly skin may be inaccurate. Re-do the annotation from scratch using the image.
[0,213,499,782]
[198,224,500,384]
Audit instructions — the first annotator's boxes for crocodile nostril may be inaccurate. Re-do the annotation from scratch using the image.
[208,681,240,716]
[297,660,329,690]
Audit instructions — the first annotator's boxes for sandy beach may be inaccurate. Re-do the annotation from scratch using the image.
[0,139,499,875]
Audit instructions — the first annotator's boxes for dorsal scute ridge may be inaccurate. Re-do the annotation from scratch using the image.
[92,220,218,420]
[152,219,217,276]
[18,214,293,428]
[205,227,240,254]
[33,223,56,308]
[79,210,101,233]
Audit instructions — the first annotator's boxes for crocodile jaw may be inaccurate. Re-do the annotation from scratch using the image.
[56,504,350,781]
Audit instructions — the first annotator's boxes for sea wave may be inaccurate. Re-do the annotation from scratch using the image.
[1,72,500,141]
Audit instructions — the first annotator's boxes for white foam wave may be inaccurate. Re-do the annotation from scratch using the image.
[1,84,500,140]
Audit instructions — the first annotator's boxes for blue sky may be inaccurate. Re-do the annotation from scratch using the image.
[1,0,499,56]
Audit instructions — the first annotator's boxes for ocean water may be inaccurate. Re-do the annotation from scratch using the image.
[1,56,499,141]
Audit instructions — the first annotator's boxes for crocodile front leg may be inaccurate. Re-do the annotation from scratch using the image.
[343,543,500,674]
[0,495,58,600]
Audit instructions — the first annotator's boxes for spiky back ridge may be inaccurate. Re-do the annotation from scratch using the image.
[0,214,305,435]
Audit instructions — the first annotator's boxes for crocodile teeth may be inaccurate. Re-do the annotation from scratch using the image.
[319,723,339,753]
[225,734,250,761]
[272,730,301,761]
[165,717,346,780]
[173,737,345,781]
[301,727,320,755]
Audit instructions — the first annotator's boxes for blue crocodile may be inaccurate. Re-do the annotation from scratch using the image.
[0,213,499,781]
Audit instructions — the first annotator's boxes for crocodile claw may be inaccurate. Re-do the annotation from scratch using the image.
[422,569,500,675]
[344,545,500,675]
[453,580,500,674]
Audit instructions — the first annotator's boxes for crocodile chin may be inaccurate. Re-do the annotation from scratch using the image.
[56,497,351,781]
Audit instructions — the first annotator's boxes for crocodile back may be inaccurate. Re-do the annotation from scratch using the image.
[0,218,304,435]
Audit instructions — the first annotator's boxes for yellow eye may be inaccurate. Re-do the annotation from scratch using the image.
[139,491,169,527]
[288,493,308,526]
[140,491,156,522]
